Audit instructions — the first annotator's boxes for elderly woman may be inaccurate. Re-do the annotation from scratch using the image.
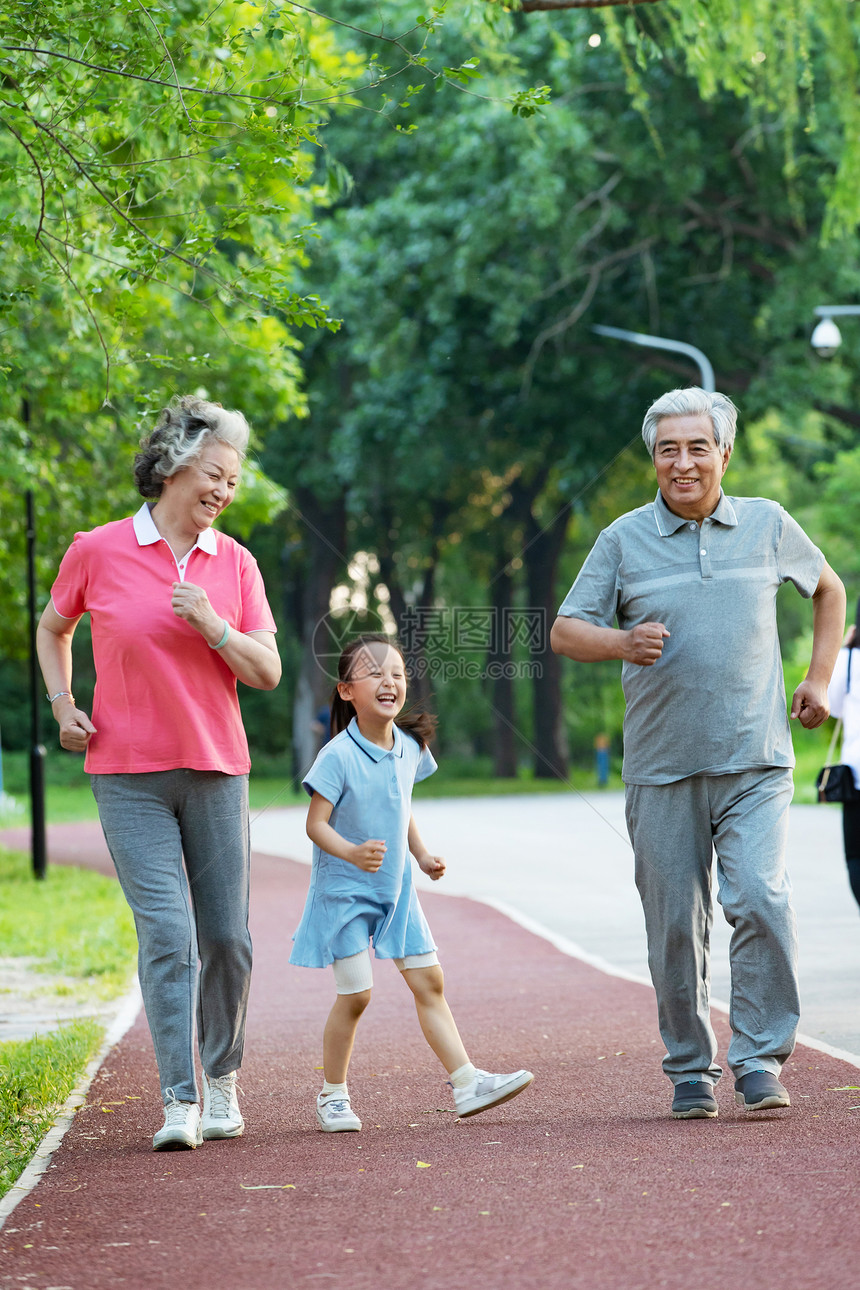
[37,395,281,1151]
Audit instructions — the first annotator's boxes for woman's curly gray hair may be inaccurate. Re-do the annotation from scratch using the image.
[641,387,738,457]
[134,395,250,498]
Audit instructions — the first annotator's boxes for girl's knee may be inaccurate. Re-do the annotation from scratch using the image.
[402,964,445,1001]
[338,988,372,1017]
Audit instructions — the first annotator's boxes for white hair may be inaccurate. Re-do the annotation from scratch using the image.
[134,395,250,498]
[641,387,738,456]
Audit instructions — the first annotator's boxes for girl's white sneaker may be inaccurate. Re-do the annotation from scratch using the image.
[316,1093,362,1132]
[453,1068,534,1118]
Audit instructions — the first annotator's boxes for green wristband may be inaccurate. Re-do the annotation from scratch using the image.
[210,620,230,650]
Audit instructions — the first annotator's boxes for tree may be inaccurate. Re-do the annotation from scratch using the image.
[262,0,860,777]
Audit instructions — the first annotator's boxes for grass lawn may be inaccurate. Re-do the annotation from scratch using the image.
[0,846,137,1201]
[0,1020,104,1201]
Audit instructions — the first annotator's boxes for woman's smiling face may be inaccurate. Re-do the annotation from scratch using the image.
[338,641,407,725]
[161,438,240,533]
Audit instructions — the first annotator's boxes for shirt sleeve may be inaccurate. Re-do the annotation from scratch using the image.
[49,531,91,619]
[415,744,438,784]
[237,548,277,634]
[557,528,622,627]
[776,508,824,598]
[828,647,851,719]
[302,742,345,805]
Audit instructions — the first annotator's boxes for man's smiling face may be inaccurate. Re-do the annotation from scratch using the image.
[652,413,731,523]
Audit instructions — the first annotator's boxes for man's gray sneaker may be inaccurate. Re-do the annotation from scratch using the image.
[671,1080,718,1119]
[153,1093,202,1151]
[734,1070,790,1110]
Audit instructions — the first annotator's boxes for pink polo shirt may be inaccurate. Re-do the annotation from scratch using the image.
[50,505,277,775]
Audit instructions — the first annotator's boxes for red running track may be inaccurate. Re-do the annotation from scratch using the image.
[1,824,858,1289]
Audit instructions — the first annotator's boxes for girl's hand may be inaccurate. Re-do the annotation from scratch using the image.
[171,581,222,640]
[416,852,446,881]
[349,839,387,872]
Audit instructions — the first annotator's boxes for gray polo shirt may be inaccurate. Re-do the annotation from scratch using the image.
[558,490,824,785]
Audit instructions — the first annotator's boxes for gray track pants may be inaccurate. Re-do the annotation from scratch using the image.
[91,769,252,1104]
[625,768,798,1086]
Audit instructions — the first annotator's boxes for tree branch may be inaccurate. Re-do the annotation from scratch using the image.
[520,0,664,11]
[683,198,798,252]
[815,403,860,433]
[132,0,195,131]
[521,266,602,396]
[40,238,112,401]
[0,112,46,240]
[0,44,289,105]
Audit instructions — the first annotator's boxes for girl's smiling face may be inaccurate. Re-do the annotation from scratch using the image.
[338,641,407,729]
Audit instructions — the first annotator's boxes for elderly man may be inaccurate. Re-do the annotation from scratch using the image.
[551,387,845,1119]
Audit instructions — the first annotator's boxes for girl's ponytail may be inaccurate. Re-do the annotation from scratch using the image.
[395,704,437,750]
[331,634,437,748]
[330,688,356,738]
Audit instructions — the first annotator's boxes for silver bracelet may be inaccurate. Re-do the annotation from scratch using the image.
[47,690,74,704]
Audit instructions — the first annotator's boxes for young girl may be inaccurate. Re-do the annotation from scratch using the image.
[290,634,534,1132]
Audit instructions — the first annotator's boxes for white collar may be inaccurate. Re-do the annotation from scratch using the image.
[132,502,218,554]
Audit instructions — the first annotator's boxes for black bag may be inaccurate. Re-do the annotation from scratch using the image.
[816,760,860,803]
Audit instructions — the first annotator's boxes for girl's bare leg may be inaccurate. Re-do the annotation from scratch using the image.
[322,989,371,1084]
[400,965,469,1074]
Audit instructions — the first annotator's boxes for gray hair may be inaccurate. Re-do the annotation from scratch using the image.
[134,395,250,498]
[641,387,738,456]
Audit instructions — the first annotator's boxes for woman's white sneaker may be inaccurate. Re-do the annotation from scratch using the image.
[152,1094,202,1150]
[453,1069,534,1118]
[202,1071,244,1139]
[316,1093,362,1132]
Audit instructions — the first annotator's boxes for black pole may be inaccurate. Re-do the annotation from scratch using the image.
[26,489,47,879]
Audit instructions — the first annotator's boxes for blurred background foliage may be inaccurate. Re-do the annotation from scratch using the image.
[2,0,860,792]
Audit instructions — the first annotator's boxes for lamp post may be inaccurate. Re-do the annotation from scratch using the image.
[26,491,47,880]
[810,305,860,358]
[592,324,715,393]
[22,394,47,880]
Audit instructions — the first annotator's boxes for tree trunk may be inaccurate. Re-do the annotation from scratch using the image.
[291,487,347,784]
[487,552,518,777]
[378,521,440,715]
[524,502,572,779]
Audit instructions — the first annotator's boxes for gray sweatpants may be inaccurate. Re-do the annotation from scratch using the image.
[625,767,798,1086]
[91,769,252,1104]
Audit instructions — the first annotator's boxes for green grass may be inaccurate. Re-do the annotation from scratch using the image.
[0,847,137,996]
[0,846,137,1201]
[413,756,625,797]
[0,1020,104,1200]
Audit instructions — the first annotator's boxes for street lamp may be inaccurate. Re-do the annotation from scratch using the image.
[811,305,860,358]
[592,324,715,392]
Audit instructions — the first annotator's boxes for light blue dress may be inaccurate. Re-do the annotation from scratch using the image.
[290,718,438,968]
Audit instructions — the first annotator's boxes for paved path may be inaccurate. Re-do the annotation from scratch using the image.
[252,791,860,1058]
[1,819,859,1289]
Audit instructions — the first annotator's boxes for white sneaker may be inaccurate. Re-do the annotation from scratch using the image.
[453,1068,534,1118]
[202,1071,244,1140]
[316,1093,362,1132]
[152,1093,202,1150]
